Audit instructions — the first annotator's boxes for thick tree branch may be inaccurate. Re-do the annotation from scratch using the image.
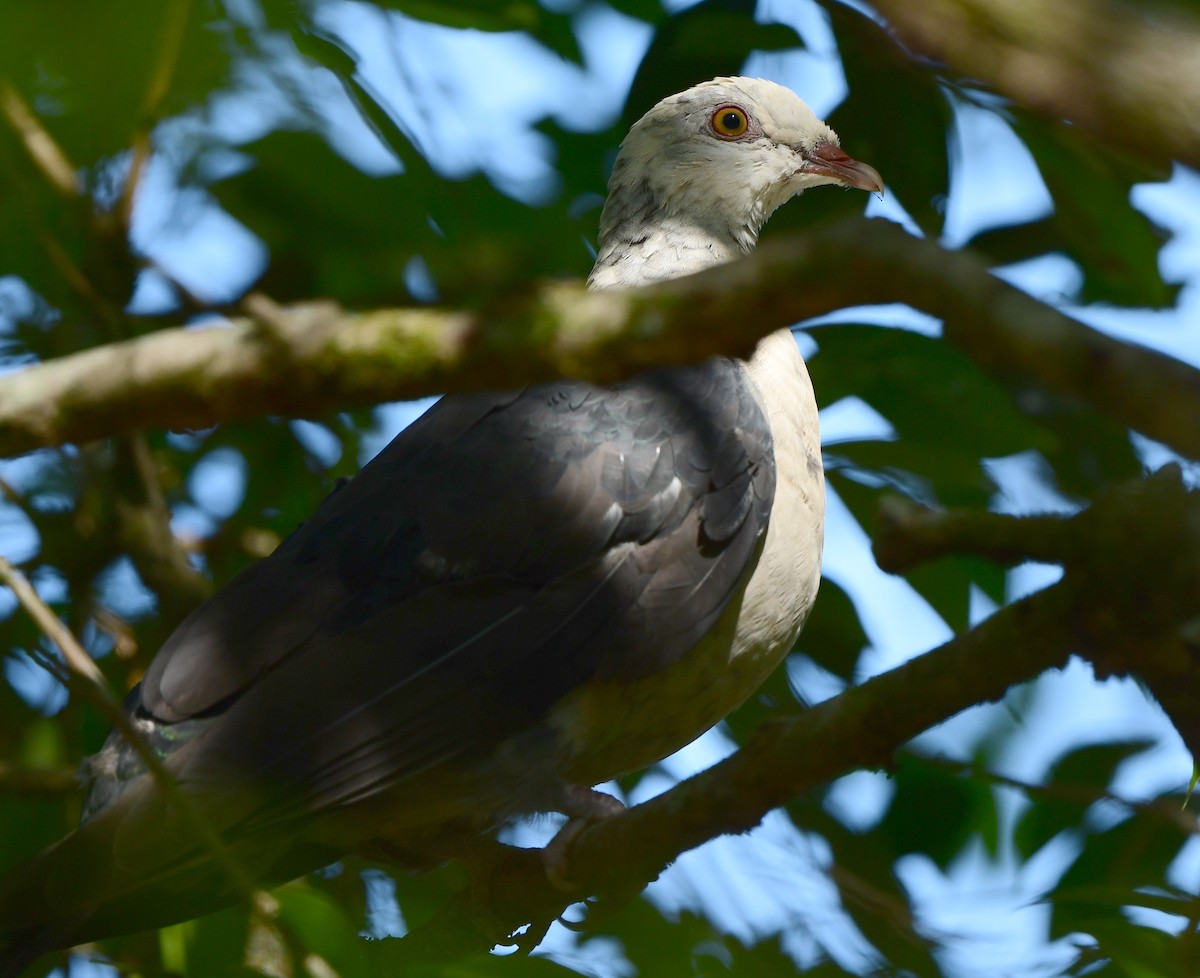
[874,495,1076,571]
[0,219,1195,456]
[108,436,213,622]
[0,220,1196,460]
[869,0,1200,168]
[394,581,1079,963]
[394,466,1200,963]
[871,465,1200,756]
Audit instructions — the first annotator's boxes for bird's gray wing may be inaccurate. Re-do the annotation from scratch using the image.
[89,357,775,826]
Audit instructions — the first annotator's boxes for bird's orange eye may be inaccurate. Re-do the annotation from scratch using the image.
[711,105,749,139]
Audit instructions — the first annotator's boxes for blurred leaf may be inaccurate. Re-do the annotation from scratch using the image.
[371,1,542,32]
[699,932,808,977]
[881,753,998,869]
[810,323,1054,459]
[827,438,994,508]
[794,578,870,683]
[158,905,256,978]
[205,129,429,304]
[0,790,70,880]
[903,554,1007,633]
[366,0,582,63]
[275,882,370,978]
[397,954,591,977]
[208,124,590,305]
[0,2,232,329]
[0,178,91,333]
[718,579,870,742]
[820,0,952,235]
[196,420,342,583]
[584,899,720,976]
[0,1,231,164]
[17,716,67,770]
[1014,738,1156,858]
[826,468,1006,632]
[383,859,471,939]
[625,0,801,131]
[795,804,944,976]
[1011,388,1144,498]
[722,646,810,748]
[1062,913,1194,978]
[1002,113,1176,308]
[1048,806,1193,939]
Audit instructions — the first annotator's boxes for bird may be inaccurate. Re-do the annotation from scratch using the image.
[0,76,881,974]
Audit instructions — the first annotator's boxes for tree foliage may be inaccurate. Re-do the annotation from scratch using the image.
[0,1,1198,976]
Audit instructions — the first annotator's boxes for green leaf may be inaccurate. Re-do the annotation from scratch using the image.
[819,0,952,235]
[827,438,994,508]
[1016,390,1144,499]
[584,900,723,977]
[166,903,255,978]
[793,578,870,683]
[0,1,231,164]
[1014,738,1156,858]
[380,0,581,62]
[625,0,802,135]
[1048,808,1192,939]
[989,112,1176,308]
[1062,915,1190,978]
[810,323,1054,460]
[796,806,944,976]
[275,882,371,978]
[825,438,993,628]
[0,3,220,327]
[720,579,872,746]
[880,753,998,869]
[207,124,590,306]
[723,651,806,745]
[903,554,1007,634]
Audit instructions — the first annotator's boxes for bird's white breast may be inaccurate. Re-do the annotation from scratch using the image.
[550,329,824,784]
[737,328,825,657]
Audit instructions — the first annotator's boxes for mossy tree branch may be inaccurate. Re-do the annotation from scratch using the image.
[0,219,1196,461]
[870,0,1200,169]
[392,582,1080,965]
[390,467,1200,965]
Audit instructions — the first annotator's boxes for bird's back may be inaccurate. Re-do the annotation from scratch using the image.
[0,355,781,960]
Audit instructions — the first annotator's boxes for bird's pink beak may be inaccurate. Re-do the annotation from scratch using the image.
[803,142,884,195]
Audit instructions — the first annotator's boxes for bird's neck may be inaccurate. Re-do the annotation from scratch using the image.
[587,194,760,291]
[584,192,795,374]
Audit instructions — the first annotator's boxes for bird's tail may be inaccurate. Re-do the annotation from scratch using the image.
[0,828,252,977]
[0,826,110,978]
[0,779,338,978]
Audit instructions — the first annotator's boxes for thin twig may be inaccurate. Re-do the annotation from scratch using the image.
[0,762,78,795]
[0,80,77,196]
[873,496,1079,572]
[918,753,1200,837]
[120,0,193,227]
[0,77,127,335]
[0,556,275,915]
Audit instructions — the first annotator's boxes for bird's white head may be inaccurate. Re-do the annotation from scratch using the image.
[589,77,882,289]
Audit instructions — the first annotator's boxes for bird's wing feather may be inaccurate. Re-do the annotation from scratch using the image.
[88,357,775,825]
